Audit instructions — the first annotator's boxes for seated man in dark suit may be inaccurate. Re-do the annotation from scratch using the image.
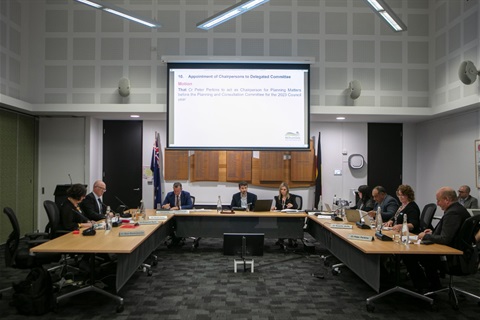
[403,186,471,293]
[162,182,193,210]
[230,181,257,211]
[458,185,479,209]
[80,180,109,221]
[368,185,399,221]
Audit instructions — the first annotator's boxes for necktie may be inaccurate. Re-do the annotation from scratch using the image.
[98,198,103,213]
[175,195,180,208]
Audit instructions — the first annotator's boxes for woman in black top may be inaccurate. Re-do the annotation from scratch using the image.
[351,185,374,211]
[384,184,421,234]
[271,182,298,210]
[60,183,92,231]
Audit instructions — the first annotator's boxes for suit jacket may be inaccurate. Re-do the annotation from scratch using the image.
[390,201,421,234]
[60,199,89,231]
[423,201,470,246]
[351,198,374,211]
[373,194,399,221]
[162,190,193,209]
[461,195,479,209]
[272,195,298,210]
[230,192,257,211]
[80,192,106,221]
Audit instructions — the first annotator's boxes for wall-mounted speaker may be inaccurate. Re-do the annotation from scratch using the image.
[118,77,130,97]
[349,80,361,100]
[458,60,479,85]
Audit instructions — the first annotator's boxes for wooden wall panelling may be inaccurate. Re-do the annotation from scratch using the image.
[192,150,219,181]
[290,139,315,182]
[226,151,252,182]
[164,149,189,181]
[259,151,284,182]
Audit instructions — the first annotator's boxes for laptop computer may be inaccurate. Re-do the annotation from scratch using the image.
[323,203,332,212]
[345,209,362,223]
[254,199,273,212]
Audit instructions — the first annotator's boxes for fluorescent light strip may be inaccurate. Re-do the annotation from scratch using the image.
[366,0,384,11]
[197,0,269,30]
[75,0,102,8]
[74,0,160,28]
[363,0,406,32]
[103,8,157,28]
[379,12,402,32]
[203,9,242,29]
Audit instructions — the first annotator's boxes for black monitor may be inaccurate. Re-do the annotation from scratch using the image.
[223,233,264,257]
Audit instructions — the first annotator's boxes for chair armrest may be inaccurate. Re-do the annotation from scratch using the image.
[26,239,50,248]
[25,232,49,239]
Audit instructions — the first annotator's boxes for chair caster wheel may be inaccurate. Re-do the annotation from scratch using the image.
[332,268,340,275]
[366,304,375,312]
[147,270,153,276]
[152,260,158,266]
[116,304,124,313]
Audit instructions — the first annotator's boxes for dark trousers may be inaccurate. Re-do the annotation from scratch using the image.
[403,254,442,291]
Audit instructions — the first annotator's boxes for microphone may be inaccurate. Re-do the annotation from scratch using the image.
[68,173,72,185]
[356,210,373,229]
[115,196,129,210]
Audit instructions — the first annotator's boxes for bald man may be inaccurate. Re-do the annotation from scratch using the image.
[80,180,108,221]
[403,187,470,293]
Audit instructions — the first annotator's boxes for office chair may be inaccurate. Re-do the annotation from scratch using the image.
[276,194,303,250]
[2,207,61,296]
[186,196,201,249]
[43,200,82,276]
[419,203,436,232]
[425,214,480,309]
[164,196,197,249]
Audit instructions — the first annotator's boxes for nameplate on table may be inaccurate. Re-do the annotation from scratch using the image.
[347,234,374,241]
[149,215,168,220]
[330,223,353,229]
[174,210,190,214]
[138,220,159,225]
[119,230,145,237]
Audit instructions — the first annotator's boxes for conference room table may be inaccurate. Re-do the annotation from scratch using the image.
[29,209,306,312]
[30,214,174,312]
[172,209,307,239]
[306,214,462,311]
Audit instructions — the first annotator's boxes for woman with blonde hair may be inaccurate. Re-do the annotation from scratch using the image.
[271,182,298,211]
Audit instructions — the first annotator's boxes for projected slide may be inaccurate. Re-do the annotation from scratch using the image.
[167,63,310,150]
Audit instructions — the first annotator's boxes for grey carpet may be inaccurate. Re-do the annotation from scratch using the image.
[1,235,479,319]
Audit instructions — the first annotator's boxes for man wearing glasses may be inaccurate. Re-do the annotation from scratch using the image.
[80,180,109,220]
[368,185,399,221]
[457,185,478,209]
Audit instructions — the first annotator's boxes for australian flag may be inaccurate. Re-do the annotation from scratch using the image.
[151,132,163,208]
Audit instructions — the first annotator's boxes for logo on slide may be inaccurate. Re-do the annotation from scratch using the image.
[284,131,300,141]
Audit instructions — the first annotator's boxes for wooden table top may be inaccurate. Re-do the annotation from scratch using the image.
[308,215,462,255]
[31,216,173,254]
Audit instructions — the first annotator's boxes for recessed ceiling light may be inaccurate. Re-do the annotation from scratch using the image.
[336,117,346,120]
[130,115,140,118]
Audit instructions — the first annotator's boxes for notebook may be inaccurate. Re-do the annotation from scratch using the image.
[254,199,273,212]
[345,209,362,223]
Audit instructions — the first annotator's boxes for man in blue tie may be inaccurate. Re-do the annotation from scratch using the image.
[80,180,108,220]
[162,182,193,210]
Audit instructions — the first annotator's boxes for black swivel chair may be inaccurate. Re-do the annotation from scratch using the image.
[425,214,480,309]
[419,203,437,232]
[43,200,81,276]
[164,195,196,249]
[186,196,202,249]
[1,207,60,297]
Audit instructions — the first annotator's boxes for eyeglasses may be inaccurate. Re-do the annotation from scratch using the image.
[95,186,106,191]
